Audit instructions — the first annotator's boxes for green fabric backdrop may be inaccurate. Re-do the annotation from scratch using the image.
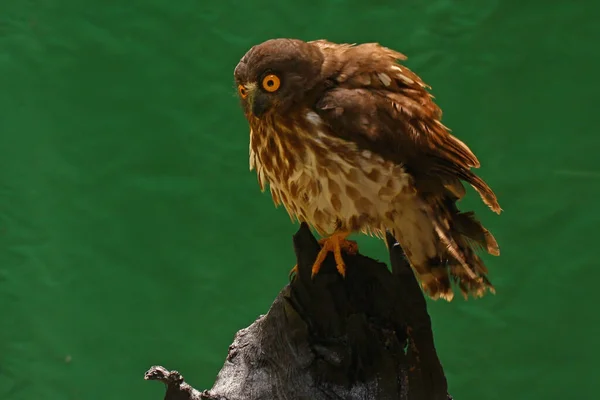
[1,1,598,399]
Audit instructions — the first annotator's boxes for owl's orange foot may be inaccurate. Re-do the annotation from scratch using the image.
[312,231,358,278]
[289,264,298,280]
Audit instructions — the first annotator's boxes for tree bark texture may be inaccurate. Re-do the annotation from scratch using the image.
[145,223,452,400]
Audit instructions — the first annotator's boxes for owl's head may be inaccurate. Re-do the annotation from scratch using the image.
[234,39,324,118]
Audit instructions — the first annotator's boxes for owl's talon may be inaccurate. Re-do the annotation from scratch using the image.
[311,231,357,278]
[335,261,347,277]
[289,264,298,280]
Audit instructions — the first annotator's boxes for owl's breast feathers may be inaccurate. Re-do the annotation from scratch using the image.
[248,110,415,237]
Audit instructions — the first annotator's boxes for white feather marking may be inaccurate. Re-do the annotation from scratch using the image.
[397,74,414,85]
[249,129,256,170]
[378,72,392,86]
[249,152,256,170]
[256,165,265,191]
[305,111,322,125]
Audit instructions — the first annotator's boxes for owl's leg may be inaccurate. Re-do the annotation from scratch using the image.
[312,231,358,278]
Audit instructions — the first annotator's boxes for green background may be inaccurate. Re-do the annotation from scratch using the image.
[1,1,598,399]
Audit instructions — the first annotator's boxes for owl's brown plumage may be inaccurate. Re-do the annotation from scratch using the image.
[234,38,501,301]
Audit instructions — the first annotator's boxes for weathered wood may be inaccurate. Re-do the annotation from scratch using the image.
[145,223,452,400]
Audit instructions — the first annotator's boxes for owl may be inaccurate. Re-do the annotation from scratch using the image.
[233,38,501,301]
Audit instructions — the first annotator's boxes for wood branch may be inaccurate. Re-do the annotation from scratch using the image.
[145,223,453,400]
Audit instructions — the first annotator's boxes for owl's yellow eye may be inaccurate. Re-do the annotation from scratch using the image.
[238,84,248,99]
[261,74,281,92]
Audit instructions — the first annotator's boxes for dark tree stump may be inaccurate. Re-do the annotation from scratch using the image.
[145,223,452,400]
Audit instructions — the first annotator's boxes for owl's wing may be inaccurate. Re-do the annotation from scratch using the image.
[312,41,501,214]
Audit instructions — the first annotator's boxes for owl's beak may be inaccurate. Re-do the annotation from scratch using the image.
[245,84,270,118]
[251,92,270,117]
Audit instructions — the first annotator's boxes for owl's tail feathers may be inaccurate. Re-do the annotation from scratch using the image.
[453,211,500,256]
[430,205,499,301]
[401,199,500,302]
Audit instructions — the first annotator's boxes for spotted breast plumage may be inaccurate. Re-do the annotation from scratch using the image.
[234,38,502,301]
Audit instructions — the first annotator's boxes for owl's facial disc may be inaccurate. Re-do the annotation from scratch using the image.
[239,72,283,117]
[234,39,325,118]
